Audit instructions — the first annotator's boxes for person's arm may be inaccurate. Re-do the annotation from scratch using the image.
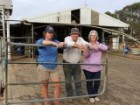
[73,42,83,49]
[58,42,65,48]
[82,46,90,58]
[90,43,108,51]
[42,40,59,47]
[65,36,82,49]
[64,36,75,47]
[36,39,58,47]
[53,39,66,48]
[80,37,92,49]
[98,43,108,51]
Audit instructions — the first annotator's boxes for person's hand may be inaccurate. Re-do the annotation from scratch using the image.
[52,42,59,48]
[81,45,89,52]
[92,44,99,50]
[74,43,82,49]
[58,42,65,48]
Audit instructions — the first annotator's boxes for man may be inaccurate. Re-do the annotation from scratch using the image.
[63,27,89,96]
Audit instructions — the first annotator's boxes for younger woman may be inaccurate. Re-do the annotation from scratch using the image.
[36,26,64,105]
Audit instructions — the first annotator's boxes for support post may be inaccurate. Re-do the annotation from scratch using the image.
[2,9,6,40]
[102,31,105,44]
[6,11,11,60]
[31,24,34,58]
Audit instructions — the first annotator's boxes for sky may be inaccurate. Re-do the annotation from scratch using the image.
[11,0,140,20]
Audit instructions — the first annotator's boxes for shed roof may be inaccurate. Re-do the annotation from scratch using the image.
[27,7,129,28]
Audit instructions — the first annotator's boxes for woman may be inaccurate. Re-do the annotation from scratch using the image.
[82,30,108,103]
[36,26,64,105]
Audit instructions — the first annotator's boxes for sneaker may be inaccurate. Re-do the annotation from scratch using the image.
[89,98,95,103]
[94,97,100,102]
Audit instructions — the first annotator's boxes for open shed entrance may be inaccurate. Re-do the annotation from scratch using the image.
[71,9,80,24]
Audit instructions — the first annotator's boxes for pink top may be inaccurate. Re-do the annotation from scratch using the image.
[82,42,108,72]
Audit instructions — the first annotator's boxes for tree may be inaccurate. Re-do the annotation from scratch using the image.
[105,11,117,18]
[105,2,140,38]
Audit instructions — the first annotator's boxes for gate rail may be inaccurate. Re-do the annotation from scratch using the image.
[1,41,109,105]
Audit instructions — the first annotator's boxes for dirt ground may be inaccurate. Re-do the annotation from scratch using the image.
[0,54,140,105]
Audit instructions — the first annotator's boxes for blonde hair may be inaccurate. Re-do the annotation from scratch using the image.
[88,30,99,41]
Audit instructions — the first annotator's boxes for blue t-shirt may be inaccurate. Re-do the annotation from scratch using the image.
[36,38,59,70]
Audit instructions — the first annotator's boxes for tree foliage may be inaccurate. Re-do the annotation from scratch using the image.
[105,2,140,38]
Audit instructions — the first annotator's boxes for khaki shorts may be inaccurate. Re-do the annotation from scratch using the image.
[37,65,60,81]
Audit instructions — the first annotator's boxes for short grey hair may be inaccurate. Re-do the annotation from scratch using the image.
[88,30,99,41]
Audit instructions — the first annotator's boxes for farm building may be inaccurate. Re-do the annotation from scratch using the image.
[7,7,131,57]
[27,7,128,28]
[0,0,13,12]
[25,7,129,50]
[0,0,13,35]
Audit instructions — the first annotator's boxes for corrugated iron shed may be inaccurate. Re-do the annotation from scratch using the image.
[27,7,129,28]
